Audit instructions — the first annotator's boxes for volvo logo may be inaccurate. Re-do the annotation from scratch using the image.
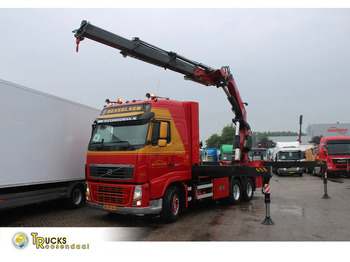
[102,167,121,177]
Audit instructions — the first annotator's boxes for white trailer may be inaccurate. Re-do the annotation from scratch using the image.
[0,79,100,210]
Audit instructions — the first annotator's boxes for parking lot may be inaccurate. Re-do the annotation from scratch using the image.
[1,173,350,241]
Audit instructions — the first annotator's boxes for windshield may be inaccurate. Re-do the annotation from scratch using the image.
[279,151,302,160]
[88,120,150,151]
[327,142,350,155]
[222,152,232,161]
[248,150,267,160]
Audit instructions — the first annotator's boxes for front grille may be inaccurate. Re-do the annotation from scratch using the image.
[89,164,134,180]
[91,184,132,206]
[332,158,349,164]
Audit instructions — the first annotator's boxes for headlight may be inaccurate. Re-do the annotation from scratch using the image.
[328,166,334,169]
[133,185,142,200]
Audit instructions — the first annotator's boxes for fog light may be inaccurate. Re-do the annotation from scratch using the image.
[132,200,142,206]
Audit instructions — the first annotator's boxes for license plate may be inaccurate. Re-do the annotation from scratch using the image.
[103,205,117,211]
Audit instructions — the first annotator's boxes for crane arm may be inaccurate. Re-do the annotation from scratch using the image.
[73,20,252,162]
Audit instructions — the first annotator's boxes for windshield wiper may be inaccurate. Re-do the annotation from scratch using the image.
[115,140,131,148]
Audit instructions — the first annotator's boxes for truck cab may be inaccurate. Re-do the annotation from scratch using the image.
[274,148,304,176]
[86,97,199,218]
[319,137,350,177]
[248,147,271,162]
[305,146,320,175]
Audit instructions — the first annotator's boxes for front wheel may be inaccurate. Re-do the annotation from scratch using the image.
[160,186,181,223]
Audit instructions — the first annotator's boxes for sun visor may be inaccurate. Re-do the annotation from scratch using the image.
[97,103,154,124]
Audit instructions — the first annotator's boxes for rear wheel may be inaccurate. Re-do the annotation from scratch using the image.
[160,186,181,223]
[242,178,254,202]
[224,178,242,205]
[66,184,85,209]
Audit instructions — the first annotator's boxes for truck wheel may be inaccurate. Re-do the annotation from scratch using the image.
[242,178,254,202]
[66,184,85,209]
[160,186,181,223]
[226,178,242,205]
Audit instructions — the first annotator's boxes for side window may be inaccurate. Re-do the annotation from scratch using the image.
[151,121,171,146]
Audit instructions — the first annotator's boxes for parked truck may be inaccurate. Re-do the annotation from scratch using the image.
[219,144,234,162]
[319,137,350,177]
[0,79,100,210]
[305,146,320,175]
[248,147,272,162]
[273,142,304,176]
[203,148,219,162]
[73,21,270,222]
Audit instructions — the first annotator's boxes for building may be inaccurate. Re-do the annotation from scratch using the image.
[268,136,312,145]
[306,123,350,137]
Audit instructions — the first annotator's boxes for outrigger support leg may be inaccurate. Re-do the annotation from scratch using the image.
[261,174,275,225]
[322,170,331,199]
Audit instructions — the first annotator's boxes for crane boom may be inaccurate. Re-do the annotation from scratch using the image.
[73,20,252,162]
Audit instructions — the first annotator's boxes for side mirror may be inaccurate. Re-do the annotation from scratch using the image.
[158,122,168,147]
[233,135,240,149]
[91,120,97,136]
[243,135,252,152]
[158,139,167,147]
[159,122,168,139]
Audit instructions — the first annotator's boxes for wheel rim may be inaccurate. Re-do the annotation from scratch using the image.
[233,184,240,200]
[172,194,180,216]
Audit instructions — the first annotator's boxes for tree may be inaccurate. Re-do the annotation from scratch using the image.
[205,124,236,148]
[220,123,236,144]
[257,137,276,148]
[309,135,323,145]
[205,122,304,148]
[205,134,222,148]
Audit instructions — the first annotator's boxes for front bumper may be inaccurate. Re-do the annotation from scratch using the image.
[277,167,303,175]
[87,199,163,215]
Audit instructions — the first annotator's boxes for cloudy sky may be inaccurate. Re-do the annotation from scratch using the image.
[1,7,350,142]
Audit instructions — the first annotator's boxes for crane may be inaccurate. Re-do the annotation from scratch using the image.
[73,20,252,164]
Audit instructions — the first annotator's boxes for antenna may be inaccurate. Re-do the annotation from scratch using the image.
[157,77,160,91]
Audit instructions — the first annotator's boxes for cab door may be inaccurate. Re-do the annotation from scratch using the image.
[147,120,174,184]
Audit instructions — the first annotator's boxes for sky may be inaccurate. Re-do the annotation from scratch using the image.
[1,6,350,143]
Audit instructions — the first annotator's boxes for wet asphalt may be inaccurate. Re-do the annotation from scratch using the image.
[1,172,350,241]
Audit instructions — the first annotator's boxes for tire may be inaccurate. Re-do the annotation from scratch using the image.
[225,178,242,205]
[242,178,254,202]
[66,184,85,209]
[160,186,181,223]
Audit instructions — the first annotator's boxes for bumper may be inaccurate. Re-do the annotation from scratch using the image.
[87,199,163,215]
[327,170,350,177]
[277,168,303,175]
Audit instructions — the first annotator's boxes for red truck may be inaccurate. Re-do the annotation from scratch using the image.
[319,136,350,177]
[73,21,272,222]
